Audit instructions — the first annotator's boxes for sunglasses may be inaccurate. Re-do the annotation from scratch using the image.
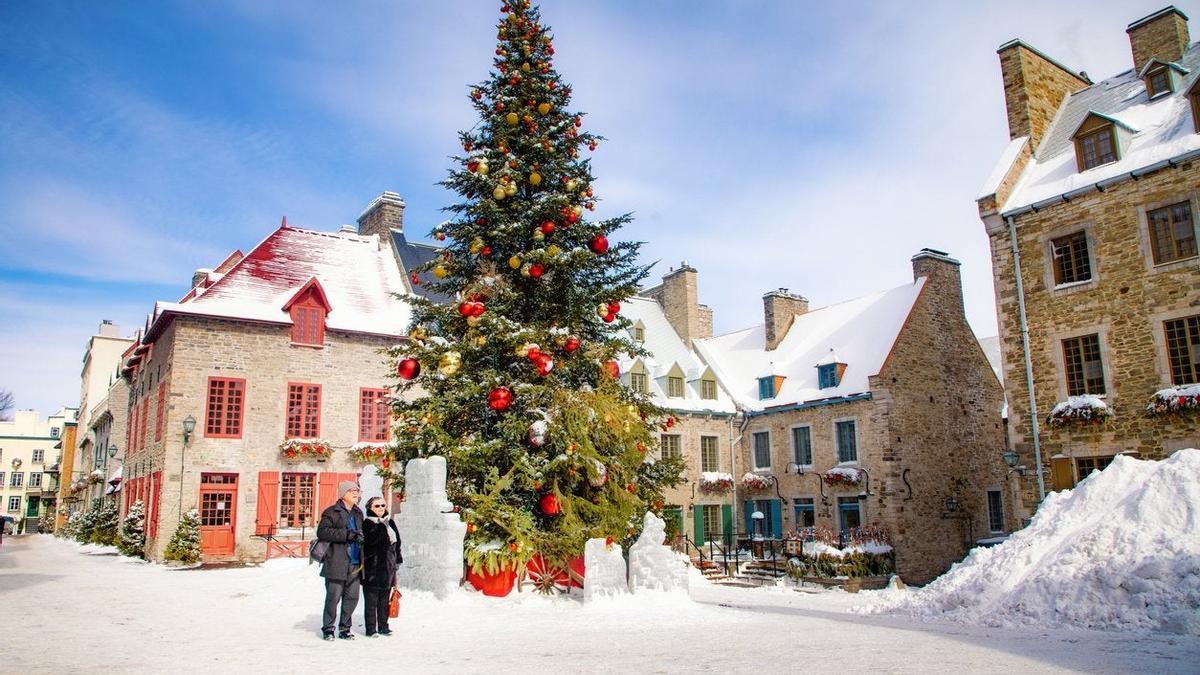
[371,504,386,509]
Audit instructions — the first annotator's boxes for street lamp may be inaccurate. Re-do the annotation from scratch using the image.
[1002,448,1026,476]
[108,443,119,458]
[182,415,196,444]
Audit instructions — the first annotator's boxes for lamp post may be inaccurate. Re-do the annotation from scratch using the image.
[179,415,196,520]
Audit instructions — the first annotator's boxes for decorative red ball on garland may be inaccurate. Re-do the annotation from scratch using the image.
[397,358,421,381]
[529,263,545,278]
[563,336,580,353]
[602,312,615,323]
[458,302,473,316]
[590,235,609,254]
[607,301,621,315]
[603,360,620,379]
[539,493,561,516]
[488,386,514,411]
[471,302,486,317]
[540,220,555,235]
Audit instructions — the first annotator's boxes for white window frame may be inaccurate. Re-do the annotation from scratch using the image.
[667,376,684,398]
[7,496,19,512]
[700,378,718,400]
[660,434,682,460]
[700,436,720,472]
[32,449,44,463]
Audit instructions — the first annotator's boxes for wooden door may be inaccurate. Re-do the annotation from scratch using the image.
[199,473,239,557]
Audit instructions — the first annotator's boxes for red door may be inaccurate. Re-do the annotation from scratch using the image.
[199,473,239,557]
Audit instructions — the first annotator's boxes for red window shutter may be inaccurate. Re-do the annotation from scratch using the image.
[255,471,281,536]
[149,471,162,539]
[317,472,339,517]
[130,404,139,453]
[155,382,166,442]
[312,307,325,345]
[141,399,149,449]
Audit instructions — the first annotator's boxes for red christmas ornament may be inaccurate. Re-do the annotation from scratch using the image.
[540,220,555,235]
[607,301,621,315]
[589,235,609,254]
[480,246,492,257]
[602,312,615,323]
[665,416,676,429]
[563,336,580,353]
[566,211,579,224]
[604,536,614,547]
[533,353,554,376]
[467,161,479,172]
[529,263,545,278]
[397,358,421,380]
[488,386,514,411]
[466,522,476,534]
[410,273,420,285]
[471,302,486,317]
[434,231,447,241]
[603,360,620,379]
[626,482,636,493]
[574,116,583,127]
[458,302,473,316]
[539,493,561,516]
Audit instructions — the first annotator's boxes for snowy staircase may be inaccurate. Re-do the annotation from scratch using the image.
[737,559,788,586]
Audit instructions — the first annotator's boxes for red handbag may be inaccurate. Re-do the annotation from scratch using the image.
[388,588,401,618]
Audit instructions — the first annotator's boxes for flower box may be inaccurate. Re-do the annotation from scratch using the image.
[1047,395,1111,427]
[278,438,333,460]
[822,467,862,490]
[699,471,734,494]
[1145,385,1200,417]
[741,472,773,491]
[349,442,391,466]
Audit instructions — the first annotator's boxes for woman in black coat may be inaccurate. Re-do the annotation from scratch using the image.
[361,496,402,636]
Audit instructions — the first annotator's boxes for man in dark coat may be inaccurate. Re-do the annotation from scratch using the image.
[317,481,364,640]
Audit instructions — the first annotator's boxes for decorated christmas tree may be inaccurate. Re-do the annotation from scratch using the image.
[387,0,684,575]
[164,508,202,564]
[118,499,146,558]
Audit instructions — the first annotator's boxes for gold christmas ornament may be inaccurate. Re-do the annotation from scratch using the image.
[475,336,488,347]
[546,244,561,257]
[597,304,610,318]
[532,228,545,242]
[438,351,463,376]
[469,238,485,254]
[520,263,533,277]
[566,179,578,191]
[529,171,542,186]
[493,186,507,200]
[572,205,583,216]
[505,112,519,125]
[508,255,522,270]
[537,102,551,115]
[477,162,490,176]
[521,62,531,73]
[466,315,482,327]
[433,265,448,279]
[505,183,518,197]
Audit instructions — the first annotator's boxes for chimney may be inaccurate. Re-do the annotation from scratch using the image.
[1127,6,1189,73]
[97,320,119,338]
[762,289,808,351]
[996,40,1091,149]
[191,268,212,288]
[911,248,964,315]
[357,191,406,240]
[645,262,711,346]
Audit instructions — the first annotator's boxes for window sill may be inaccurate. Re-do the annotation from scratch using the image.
[1148,254,1199,275]
[835,461,860,467]
[290,342,325,349]
[1050,278,1096,294]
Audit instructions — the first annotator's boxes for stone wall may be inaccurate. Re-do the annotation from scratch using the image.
[987,162,1200,515]
[1127,8,1190,73]
[997,41,1090,147]
[659,413,735,543]
[132,316,397,561]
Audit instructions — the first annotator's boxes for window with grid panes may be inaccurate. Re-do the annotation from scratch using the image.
[358,388,390,442]
[667,376,684,398]
[793,497,815,528]
[279,473,315,528]
[1076,455,1114,478]
[1062,334,1106,395]
[204,378,245,437]
[7,497,19,512]
[752,432,771,469]
[10,472,22,488]
[1077,127,1117,170]
[629,372,647,394]
[286,383,321,438]
[290,299,325,346]
[1164,315,1200,385]
[660,434,681,460]
[29,472,41,488]
[700,436,719,472]
[1147,69,1171,97]
[1051,231,1092,285]
[701,504,722,542]
[633,325,645,343]
[836,420,858,463]
[1148,201,1196,265]
[700,378,717,400]
[32,449,43,463]
[987,491,1004,533]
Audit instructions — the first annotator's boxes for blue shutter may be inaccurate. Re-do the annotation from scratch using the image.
[769,499,782,539]
[743,500,755,536]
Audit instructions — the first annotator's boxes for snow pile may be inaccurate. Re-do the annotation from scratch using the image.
[861,449,1200,634]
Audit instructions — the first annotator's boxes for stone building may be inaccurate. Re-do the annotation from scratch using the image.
[689,250,1008,584]
[119,201,417,562]
[978,6,1200,517]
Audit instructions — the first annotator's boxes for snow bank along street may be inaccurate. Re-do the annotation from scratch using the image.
[2,536,1197,674]
[862,449,1200,635]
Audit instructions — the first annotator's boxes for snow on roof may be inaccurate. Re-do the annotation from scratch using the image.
[694,279,925,411]
[148,225,411,340]
[1001,42,1200,214]
[978,136,1029,199]
[619,296,736,414]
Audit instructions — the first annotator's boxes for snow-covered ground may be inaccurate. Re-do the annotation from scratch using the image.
[2,536,1197,673]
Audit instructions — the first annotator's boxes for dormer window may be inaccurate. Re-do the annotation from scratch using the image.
[626,360,648,394]
[818,364,839,389]
[1072,112,1134,172]
[283,277,331,347]
[757,376,776,400]
[667,376,684,398]
[632,321,645,343]
[700,378,718,400]
[1139,58,1188,100]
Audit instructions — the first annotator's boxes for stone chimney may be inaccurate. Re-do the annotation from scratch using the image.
[911,248,964,316]
[643,263,712,346]
[1127,6,1190,73]
[191,268,211,288]
[97,320,119,338]
[763,289,808,351]
[996,40,1091,149]
[357,191,406,240]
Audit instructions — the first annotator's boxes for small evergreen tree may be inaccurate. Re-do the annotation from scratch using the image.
[118,499,146,558]
[164,508,202,564]
[90,501,119,546]
[72,507,99,543]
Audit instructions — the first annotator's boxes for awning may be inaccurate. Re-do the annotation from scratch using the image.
[108,466,123,485]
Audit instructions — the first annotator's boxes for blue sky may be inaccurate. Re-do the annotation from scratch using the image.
[0,0,1187,416]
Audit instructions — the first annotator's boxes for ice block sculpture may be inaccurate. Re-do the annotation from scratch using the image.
[394,456,467,598]
[628,511,690,593]
[582,537,629,601]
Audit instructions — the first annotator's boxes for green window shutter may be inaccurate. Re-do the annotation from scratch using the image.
[693,507,705,545]
[721,504,733,547]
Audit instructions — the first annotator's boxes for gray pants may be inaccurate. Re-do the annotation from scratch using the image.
[322,576,361,635]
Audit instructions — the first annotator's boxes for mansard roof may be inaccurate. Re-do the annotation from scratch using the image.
[694,279,925,412]
[145,224,410,342]
[995,41,1200,214]
[391,230,452,303]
